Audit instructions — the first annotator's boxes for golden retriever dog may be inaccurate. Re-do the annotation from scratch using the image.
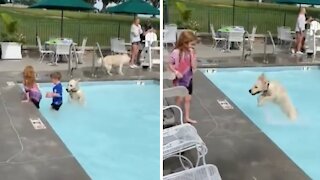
[101,54,130,76]
[66,79,85,104]
[249,74,297,120]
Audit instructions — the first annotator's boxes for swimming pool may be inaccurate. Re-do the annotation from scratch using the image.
[204,66,320,179]
[38,81,160,180]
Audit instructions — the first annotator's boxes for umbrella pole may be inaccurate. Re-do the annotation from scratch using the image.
[61,10,64,38]
[232,0,235,26]
[118,22,120,38]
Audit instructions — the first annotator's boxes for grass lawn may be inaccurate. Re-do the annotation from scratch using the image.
[167,0,320,34]
[0,6,159,46]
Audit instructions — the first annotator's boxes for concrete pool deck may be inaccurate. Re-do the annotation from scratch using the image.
[0,51,159,179]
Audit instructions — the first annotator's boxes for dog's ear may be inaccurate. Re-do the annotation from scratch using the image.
[259,73,266,81]
[75,79,81,82]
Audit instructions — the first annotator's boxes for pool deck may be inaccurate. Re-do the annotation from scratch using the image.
[0,51,159,179]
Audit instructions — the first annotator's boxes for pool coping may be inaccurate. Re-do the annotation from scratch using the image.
[163,70,310,179]
[0,67,159,179]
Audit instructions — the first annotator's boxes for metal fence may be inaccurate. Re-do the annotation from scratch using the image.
[167,5,301,34]
[0,19,160,46]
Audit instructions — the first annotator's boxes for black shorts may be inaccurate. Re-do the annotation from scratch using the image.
[51,103,62,111]
[186,79,193,95]
[31,99,40,109]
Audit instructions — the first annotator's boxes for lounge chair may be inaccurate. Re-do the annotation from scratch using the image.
[164,164,222,180]
[163,123,208,169]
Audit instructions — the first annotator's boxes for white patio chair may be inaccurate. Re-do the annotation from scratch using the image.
[226,31,244,51]
[305,29,320,57]
[74,37,87,64]
[164,24,177,47]
[54,42,71,65]
[163,86,188,127]
[268,31,278,54]
[245,26,257,43]
[242,26,257,55]
[279,28,294,50]
[277,27,282,45]
[142,32,160,69]
[37,36,54,63]
[164,164,222,180]
[110,37,128,54]
[210,24,226,49]
[163,123,208,169]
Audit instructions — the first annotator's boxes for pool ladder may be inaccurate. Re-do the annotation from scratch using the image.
[91,42,104,78]
[67,44,79,78]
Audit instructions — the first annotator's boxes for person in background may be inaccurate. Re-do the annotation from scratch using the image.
[292,8,312,55]
[22,66,42,109]
[168,30,198,124]
[141,20,156,42]
[46,72,63,111]
[130,17,143,68]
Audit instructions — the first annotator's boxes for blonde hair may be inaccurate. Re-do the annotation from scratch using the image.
[175,30,197,58]
[133,17,140,24]
[23,65,36,88]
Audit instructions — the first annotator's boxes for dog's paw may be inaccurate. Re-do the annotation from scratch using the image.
[119,72,124,76]
[107,73,113,76]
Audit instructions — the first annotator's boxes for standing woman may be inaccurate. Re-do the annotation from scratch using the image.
[292,8,312,55]
[130,17,143,68]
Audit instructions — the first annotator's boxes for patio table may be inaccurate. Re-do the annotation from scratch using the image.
[217,26,245,51]
[45,38,76,64]
[217,26,245,33]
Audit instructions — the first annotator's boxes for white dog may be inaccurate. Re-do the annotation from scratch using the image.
[66,79,85,104]
[100,54,130,76]
[249,74,297,120]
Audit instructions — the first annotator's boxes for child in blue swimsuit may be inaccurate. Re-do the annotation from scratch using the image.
[46,72,63,111]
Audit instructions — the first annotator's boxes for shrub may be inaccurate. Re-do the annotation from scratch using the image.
[0,13,26,44]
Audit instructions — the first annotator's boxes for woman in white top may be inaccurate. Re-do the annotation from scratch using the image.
[292,8,312,55]
[130,17,143,68]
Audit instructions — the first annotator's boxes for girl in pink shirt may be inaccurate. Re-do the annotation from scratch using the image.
[22,66,42,109]
[168,31,197,124]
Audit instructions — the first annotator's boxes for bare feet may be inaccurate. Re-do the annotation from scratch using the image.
[185,118,197,124]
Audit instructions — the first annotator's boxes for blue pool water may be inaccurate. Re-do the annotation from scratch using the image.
[204,67,320,179]
[38,81,160,180]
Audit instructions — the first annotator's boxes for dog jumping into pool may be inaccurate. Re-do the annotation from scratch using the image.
[66,79,85,104]
[97,54,130,76]
[249,73,297,120]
